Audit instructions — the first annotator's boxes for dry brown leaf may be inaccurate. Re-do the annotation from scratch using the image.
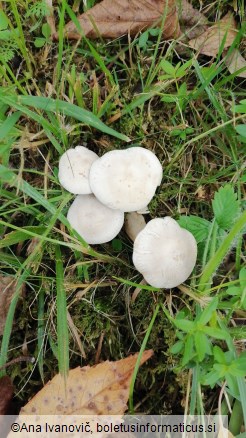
[0,376,14,415]
[19,350,153,415]
[61,0,180,40]
[125,212,146,242]
[179,0,207,26]
[189,12,238,57]
[224,48,246,78]
[179,0,208,40]
[0,376,14,438]
[0,276,24,335]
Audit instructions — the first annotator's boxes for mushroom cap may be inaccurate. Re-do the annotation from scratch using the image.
[58,146,98,194]
[67,194,124,244]
[89,147,162,212]
[133,217,197,288]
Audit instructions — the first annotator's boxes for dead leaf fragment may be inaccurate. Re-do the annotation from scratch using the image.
[0,376,14,438]
[218,427,235,438]
[179,0,207,26]
[179,0,208,40]
[125,212,146,242]
[0,376,14,415]
[62,0,180,40]
[224,48,246,78]
[189,12,238,57]
[19,350,153,415]
[0,276,24,335]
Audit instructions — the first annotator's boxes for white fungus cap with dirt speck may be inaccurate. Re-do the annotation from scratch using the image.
[133,217,197,288]
[89,147,162,212]
[67,194,124,244]
[58,146,98,194]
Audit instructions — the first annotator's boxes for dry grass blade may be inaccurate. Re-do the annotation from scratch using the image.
[63,0,180,40]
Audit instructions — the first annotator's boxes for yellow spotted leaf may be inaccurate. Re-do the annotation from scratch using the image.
[20,350,153,416]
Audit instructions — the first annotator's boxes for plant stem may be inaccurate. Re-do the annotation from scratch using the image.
[129,304,160,414]
[190,365,199,414]
[198,210,246,295]
[9,0,33,75]
[202,219,214,270]
[55,244,69,377]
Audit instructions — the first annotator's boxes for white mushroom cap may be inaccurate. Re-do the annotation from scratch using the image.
[89,147,162,212]
[133,217,197,288]
[67,194,124,244]
[58,146,98,194]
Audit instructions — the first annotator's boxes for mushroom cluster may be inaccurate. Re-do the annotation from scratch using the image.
[58,145,197,288]
[58,145,162,244]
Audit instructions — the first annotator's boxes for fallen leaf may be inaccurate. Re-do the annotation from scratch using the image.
[19,350,153,415]
[179,0,208,40]
[6,351,153,437]
[179,0,207,26]
[62,0,180,40]
[0,276,24,336]
[0,376,14,438]
[125,212,146,242]
[0,376,14,415]
[189,12,238,57]
[224,48,246,78]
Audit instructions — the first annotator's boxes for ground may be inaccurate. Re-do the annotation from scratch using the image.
[0,0,246,430]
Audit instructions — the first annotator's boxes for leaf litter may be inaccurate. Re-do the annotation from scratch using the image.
[8,350,152,415]
[224,48,246,78]
[59,0,242,65]
[0,376,14,415]
[61,0,180,40]
[188,12,238,57]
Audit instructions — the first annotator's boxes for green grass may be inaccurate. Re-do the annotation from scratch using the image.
[0,0,246,430]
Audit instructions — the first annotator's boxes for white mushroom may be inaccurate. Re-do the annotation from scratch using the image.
[67,194,124,244]
[58,146,98,194]
[89,147,162,212]
[133,217,197,288]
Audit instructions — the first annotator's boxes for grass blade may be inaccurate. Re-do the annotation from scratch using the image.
[129,304,160,413]
[198,210,246,294]
[0,90,130,142]
[37,287,45,383]
[0,111,20,140]
[55,244,69,377]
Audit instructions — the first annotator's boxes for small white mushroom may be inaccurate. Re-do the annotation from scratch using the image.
[133,217,197,288]
[67,194,124,244]
[89,147,162,212]
[58,146,98,194]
